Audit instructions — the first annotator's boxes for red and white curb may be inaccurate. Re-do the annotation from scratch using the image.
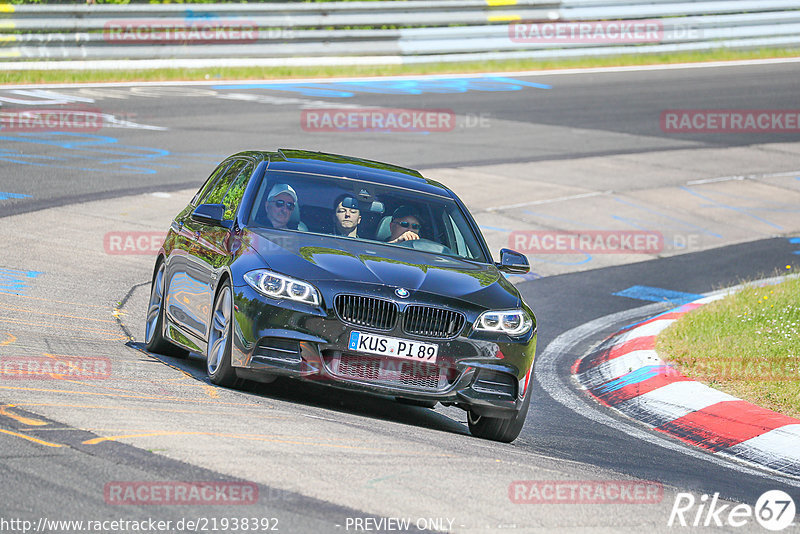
[572,286,800,477]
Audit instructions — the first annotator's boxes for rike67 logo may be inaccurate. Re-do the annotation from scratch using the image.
[668,490,796,531]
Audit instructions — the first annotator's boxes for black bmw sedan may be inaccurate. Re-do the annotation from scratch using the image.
[145,149,537,442]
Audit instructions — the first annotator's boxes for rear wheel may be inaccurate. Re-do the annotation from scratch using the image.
[206,282,242,388]
[467,379,532,443]
[144,261,188,358]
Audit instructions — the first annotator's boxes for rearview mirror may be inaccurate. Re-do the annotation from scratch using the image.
[191,203,226,226]
[497,248,530,274]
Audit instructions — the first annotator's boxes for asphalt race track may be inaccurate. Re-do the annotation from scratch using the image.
[1,60,800,532]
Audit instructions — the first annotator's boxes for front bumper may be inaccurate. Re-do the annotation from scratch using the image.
[230,283,536,417]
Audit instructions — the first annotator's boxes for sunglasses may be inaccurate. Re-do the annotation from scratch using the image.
[394,220,421,230]
[269,199,295,210]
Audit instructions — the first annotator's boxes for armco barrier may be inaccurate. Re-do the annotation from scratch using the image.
[0,0,798,67]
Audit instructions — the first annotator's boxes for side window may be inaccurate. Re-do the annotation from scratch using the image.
[202,160,247,206]
[192,160,233,206]
[221,163,254,220]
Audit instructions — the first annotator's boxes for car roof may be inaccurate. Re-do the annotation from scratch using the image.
[233,149,455,199]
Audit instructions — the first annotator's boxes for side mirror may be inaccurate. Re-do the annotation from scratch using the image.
[497,248,530,274]
[191,203,226,226]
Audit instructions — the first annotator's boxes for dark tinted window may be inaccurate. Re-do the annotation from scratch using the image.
[202,160,247,206]
[221,163,254,220]
[192,160,234,206]
[248,170,488,262]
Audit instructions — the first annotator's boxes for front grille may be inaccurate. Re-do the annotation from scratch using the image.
[333,353,444,391]
[334,294,397,331]
[402,306,465,338]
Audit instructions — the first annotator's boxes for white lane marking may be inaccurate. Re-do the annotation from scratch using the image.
[484,191,611,213]
[611,319,675,347]
[2,57,800,90]
[612,381,740,424]
[535,296,800,486]
[577,349,663,389]
[100,113,167,131]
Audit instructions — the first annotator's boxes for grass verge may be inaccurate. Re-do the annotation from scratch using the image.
[657,271,800,419]
[1,47,799,85]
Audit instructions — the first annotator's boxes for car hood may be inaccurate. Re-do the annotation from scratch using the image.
[245,229,520,306]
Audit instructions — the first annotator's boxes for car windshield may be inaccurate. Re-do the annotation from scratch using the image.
[247,170,489,262]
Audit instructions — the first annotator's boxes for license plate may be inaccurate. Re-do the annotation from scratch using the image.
[348,331,438,363]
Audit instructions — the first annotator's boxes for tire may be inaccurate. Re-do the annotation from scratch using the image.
[467,378,532,443]
[206,281,243,388]
[144,261,188,359]
[396,397,438,409]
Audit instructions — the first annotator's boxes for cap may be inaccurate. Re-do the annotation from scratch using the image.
[392,205,421,221]
[336,195,359,210]
[267,183,298,203]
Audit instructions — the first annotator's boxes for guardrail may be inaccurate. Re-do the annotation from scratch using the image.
[0,0,798,67]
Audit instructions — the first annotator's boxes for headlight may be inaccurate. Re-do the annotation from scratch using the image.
[473,309,532,336]
[243,270,320,306]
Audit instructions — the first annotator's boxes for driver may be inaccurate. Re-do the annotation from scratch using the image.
[386,205,422,244]
[263,183,298,229]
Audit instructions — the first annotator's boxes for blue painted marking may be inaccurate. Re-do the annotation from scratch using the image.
[348,331,359,350]
[516,210,594,266]
[679,186,787,231]
[213,76,551,98]
[612,198,723,238]
[0,268,43,294]
[614,285,703,305]
[479,225,512,232]
[593,365,670,394]
[0,133,222,174]
[0,192,31,201]
[789,238,800,244]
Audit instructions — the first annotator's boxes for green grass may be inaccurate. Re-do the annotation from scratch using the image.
[2,47,798,85]
[657,270,800,418]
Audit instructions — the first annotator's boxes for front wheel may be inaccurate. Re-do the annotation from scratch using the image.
[206,282,242,388]
[467,378,532,443]
[144,261,188,359]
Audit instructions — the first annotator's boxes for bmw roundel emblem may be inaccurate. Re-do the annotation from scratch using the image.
[395,288,410,298]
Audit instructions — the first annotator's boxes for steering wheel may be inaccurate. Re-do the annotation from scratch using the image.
[396,238,452,254]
